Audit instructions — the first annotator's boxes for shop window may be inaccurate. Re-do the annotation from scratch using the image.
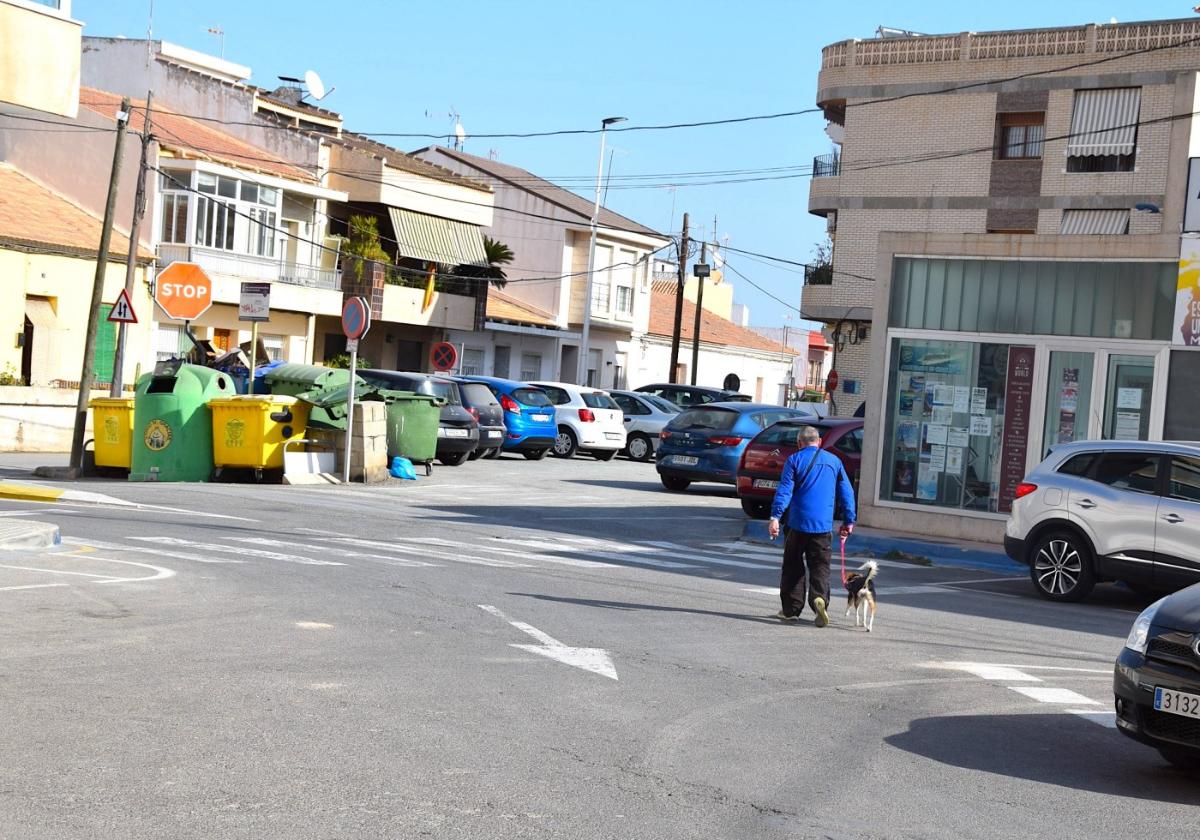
[881,338,1035,514]
[996,112,1045,159]
[1164,350,1200,440]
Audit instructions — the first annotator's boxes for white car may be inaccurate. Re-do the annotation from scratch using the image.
[609,389,680,461]
[529,381,626,460]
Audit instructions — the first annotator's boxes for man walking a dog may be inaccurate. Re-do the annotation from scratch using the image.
[767,425,856,627]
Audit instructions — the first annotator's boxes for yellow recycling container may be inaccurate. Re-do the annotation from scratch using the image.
[90,397,136,469]
[209,395,311,472]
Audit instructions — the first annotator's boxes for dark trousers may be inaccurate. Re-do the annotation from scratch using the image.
[780,530,832,616]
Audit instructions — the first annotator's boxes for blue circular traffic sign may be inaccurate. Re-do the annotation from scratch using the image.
[342,296,370,340]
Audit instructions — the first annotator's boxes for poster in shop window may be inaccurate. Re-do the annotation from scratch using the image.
[953,386,970,413]
[892,460,916,498]
[947,428,969,448]
[896,421,920,452]
[1057,368,1079,444]
[916,461,938,501]
[946,446,964,474]
[970,387,987,415]
[929,444,947,472]
[898,391,916,416]
[923,423,948,446]
[998,346,1036,513]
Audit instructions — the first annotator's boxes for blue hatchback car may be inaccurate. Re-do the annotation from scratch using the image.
[656,403,815,491]
[462,376,557,460]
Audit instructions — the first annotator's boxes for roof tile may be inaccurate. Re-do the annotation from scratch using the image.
[648,289,798,355]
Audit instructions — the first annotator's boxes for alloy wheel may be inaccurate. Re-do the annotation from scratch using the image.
[1033,539,1081,596]
[627,435,650,461]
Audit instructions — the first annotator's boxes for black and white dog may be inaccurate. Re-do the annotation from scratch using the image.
[844,561,878,632]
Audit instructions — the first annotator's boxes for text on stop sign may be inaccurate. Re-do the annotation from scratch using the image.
[159,283,208,299]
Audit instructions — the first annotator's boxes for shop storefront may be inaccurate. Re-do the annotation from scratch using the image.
[874,256,1198,519]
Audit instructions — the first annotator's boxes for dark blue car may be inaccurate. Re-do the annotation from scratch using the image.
[462,376,557,460]
[656,403,814,491]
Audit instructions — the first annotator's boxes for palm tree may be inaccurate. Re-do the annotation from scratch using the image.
[455,236,514,289]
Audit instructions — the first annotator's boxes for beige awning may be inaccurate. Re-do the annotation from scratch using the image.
[1060,209,1130,235]
[1066,88,1141,157]
[388,207,488,267]
[24,297,57,329]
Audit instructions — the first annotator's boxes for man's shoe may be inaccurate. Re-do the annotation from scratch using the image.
[775,610,800,622]
[813,597,829,628]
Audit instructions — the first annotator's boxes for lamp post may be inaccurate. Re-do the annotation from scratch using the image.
[578,115,627,385]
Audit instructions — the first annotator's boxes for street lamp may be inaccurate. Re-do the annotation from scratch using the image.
[578,116,627,385]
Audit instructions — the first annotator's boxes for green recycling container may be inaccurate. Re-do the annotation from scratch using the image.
[263,363,369,430]
[130,361,237,482]
[373,390,442,465]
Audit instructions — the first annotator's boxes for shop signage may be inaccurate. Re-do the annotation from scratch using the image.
[1184,158,1200,233]
[998,346,1035,513]
[1174,236,1200,345]
[238,282,271,322]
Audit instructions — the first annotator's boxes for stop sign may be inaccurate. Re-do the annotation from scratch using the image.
[155,262,213,321]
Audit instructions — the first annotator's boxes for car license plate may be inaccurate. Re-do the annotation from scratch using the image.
[532,414,550,422]
[670,455,698,466]
[1155,687,1200,719]
[604,432,621,440]
[486,430,502,438]
[753,479,779,490]
[445,429,469,438]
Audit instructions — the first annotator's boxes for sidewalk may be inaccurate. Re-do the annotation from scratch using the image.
[741,518,1019,576]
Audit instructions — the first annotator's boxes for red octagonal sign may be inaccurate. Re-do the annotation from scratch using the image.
[826,370,839,393]
[155,262,213,321]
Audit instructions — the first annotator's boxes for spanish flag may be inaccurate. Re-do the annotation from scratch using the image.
[421,263,437,312]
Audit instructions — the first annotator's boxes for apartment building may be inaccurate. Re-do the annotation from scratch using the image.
[808,18,1200,539]
[0,0,80,117]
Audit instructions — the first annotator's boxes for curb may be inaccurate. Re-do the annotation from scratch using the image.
[0,482,135,508]
[741,519,1021,576]
[0,520,61,551]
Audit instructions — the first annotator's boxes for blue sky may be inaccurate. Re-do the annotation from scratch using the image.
[77,0,1196,328]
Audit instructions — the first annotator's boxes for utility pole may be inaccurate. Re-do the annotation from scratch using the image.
[690,241,707,386]
[70,98,131,474]
[668,212,688,383]
[111,91,153,397]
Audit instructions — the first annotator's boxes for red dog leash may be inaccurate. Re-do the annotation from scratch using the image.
[839,535,848,587]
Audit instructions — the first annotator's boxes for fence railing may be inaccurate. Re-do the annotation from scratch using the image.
[156,244,341,290]
[812,152,840,178]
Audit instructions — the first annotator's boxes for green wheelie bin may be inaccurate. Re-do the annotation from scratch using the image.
[130,361,237,481]
[373,390,442,476]
[263,363,368,430]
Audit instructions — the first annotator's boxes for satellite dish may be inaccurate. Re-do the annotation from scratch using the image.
[304,70,326,101]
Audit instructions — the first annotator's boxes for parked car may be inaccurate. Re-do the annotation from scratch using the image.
[529,381,626,460]
[1005,440,1200,602]
[461,376,556,460]
[359,370,479,466]
[610,389,680,461]
[655,403,813,491]
[449,377,506,460]
[635,383,752,407]
[1114,582,1200,769]
[736,417,865,519]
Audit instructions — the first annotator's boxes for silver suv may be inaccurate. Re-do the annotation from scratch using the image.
[1005,440,1200,601]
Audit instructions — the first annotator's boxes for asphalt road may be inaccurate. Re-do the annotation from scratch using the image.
[0,452,1196,839]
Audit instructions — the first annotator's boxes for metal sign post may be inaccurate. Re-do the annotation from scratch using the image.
[341,296,371,484]
[239,281,271,395]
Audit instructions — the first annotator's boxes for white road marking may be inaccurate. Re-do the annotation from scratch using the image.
[932,662,1043,682]
[1066,709,1117,728]
[232,537,440,567]
[461,537,697,570]
[0,583,67,592]
[0,563,121,580]
[323,537,528,568]
[478,604,617,680]
[638,541,777,569]
[130,536,345,566]
[63,536,242,564]
[295,621,334,629]
[1009,686,1101,705]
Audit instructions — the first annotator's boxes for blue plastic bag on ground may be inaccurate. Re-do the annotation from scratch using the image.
[389,456,417,480]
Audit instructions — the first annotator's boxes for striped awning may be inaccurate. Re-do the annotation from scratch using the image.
[1066,88,1141,157]
[388,207,488,267]
[1060,209,1130,235]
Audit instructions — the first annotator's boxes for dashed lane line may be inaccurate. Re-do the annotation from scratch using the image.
[927,661,1115,729]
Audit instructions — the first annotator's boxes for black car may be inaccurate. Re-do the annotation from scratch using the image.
[1114,581,1200,769]
[359,370,479,466]
[634,383,751,408]
[449,377,505,460]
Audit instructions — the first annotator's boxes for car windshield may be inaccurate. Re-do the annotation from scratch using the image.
[582,392,620,410]
[430,381,460,404]
[513,387,553,407]
[667,407,739,432]
[643,394,680,414]
[462,383,499,407]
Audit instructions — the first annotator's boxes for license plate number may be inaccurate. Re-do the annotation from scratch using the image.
[532,414,550,422]
[671,455,698,466]
[1155,687,1200,719]
[445,429,469,438]
[753,479,779,489]
[486,430,502,438]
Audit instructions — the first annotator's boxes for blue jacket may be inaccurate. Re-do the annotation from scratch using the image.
[770,446,857,534]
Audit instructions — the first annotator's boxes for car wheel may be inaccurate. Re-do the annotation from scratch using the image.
[1159,747,1200,771]
[468,448,484,461]
[593,449,617,461]
[485,447,502,459]
[661,475,690,491]
[626,433,652,462]
[439,451,469,467]
[552,427,578,458]
[1029,529,1096,602]
[523,448,550,461]
[740,498,770,520]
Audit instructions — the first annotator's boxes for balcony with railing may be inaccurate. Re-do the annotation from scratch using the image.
[813,152,840,178]
[157,244,341,290]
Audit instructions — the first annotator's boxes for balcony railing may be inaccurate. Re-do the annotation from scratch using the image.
[804,264,833,286]
[813,152,840,178]
[156,244,341,290]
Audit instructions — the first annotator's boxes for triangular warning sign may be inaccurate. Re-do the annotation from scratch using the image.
[107,288,138,324]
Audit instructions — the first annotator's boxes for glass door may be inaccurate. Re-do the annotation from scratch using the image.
[1043,351,1094,452]
[1102,353,1155,441]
